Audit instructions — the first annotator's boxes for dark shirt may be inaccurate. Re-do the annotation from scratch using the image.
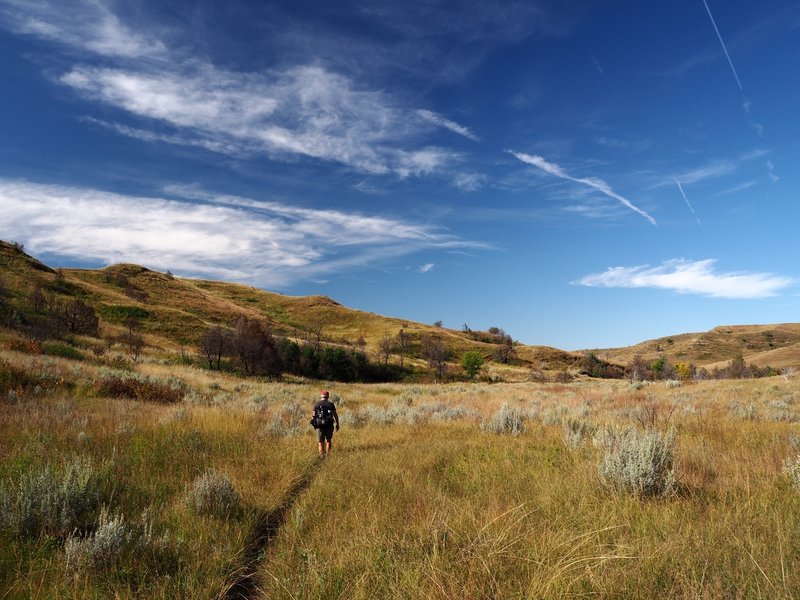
[313,399,338,426]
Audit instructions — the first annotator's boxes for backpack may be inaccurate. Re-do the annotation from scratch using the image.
[311,403,334,429]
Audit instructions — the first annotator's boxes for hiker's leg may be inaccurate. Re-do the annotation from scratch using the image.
[318,441,324,456]
[326,439,332,455]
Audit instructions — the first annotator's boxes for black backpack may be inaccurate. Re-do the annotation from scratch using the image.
[311,403,334,429]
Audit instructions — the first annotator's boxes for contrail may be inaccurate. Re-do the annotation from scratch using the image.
[509,151,657,226]
[673,176,701,225]
[701,0,743,91]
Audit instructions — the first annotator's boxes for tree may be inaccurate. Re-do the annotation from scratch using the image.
[56,299,99,336]
[628,354,650,381]
[727,354,747,379]
[231,317,281,377]
[493,335,516,364]
[422,335,450,381]
[674,362,693,381]
[395,329,410,369]
[433,320,443,328]
[377,332,394,367]
[650,357,674,380]
[461,351,484,379]
[199,325,231,370]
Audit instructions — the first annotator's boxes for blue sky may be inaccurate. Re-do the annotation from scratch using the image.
[1,0,799,350]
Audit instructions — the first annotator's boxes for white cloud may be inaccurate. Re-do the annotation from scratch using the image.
[453,172,486,192]
[674,160,737,185]
[59,62,464,177]
[0,0,165,58]
[767,160,779,183]
[509,151,657,226]
[417,109,479,141]
[0,179,482,287]
[419,263,434,273]
[577,259,792,299]
[1,1,466,178]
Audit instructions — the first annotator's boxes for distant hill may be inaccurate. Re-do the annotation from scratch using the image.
[0,241,580,378]
[3,240,798,375]
[590,324,800,371]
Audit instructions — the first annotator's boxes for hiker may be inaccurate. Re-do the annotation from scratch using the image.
[310,390,339,457]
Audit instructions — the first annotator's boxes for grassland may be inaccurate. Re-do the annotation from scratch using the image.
[3,342,800,599]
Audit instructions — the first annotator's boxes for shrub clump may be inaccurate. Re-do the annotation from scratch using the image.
[783,455,800,491]
[481,404,525,435]
[64,508,177,572]
[262,402,306,437]
[95,373,185,403]
[596,427,677,497]
[0,458,103,538]
[186,471,241,517]
[563,418,595,447]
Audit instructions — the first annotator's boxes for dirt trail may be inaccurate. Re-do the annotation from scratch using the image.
[219,458,322,600]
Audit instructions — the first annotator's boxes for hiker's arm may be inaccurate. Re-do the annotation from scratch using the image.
[334,409,340,430]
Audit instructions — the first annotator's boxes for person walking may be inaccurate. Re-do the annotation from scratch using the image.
[311,390,339,457]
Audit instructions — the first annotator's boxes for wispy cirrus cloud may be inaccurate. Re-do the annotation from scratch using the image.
[417,110,479,141]
[509,151,657,225]
[419,263,435,273]
[0,179,483,287]
[1,0,471,179]
[63,63,459,177]
[0,0,165,58]
[577,259,792,299]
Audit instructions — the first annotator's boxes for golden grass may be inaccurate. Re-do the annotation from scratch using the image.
[3,345,800,598]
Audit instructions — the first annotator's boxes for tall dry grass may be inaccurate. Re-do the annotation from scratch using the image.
[2,348,800,598]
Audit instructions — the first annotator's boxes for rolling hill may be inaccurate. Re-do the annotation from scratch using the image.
[2,240,798,374]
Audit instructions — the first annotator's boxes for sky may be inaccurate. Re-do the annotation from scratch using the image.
[1,0,799,350]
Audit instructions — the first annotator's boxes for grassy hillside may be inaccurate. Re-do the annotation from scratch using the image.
[593,323,800,370]
[3,240,799,373]
[0,241,580,378]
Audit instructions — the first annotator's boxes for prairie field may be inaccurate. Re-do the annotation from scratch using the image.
[2,350,800,599]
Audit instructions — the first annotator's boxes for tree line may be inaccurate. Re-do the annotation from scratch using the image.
[199,317,406,382]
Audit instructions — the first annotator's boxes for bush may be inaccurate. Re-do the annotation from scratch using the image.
[186,471,241,518]
[95,374,185,403]
[0,359,32,396]
[0,458,103,538]
[597,427,676,497]
[262,403,306,437]
[64,509,131,569]
[482,404,525,435]
[563,418,595,447]
[43,342,84,361]
[783,455,800,491]
[64,508,178,572]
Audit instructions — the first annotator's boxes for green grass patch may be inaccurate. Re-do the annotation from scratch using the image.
[98,304,150,322]
[43,341,84,361]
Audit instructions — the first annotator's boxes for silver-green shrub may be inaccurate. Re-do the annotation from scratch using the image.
[186,471,240,517]
[783,455,800,491]
[563,418,595,448]
[597,427,676,497]
[65,509,131,570]
[64,508,176,571]
[0,458,102,538]
[263,402,306,437]
[481,404,525,435]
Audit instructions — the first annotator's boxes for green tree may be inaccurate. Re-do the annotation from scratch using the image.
[461,351,484,379]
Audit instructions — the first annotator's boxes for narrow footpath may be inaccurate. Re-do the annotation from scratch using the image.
[219,458,323,600]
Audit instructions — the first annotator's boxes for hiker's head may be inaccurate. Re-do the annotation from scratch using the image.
[320,390,329,400]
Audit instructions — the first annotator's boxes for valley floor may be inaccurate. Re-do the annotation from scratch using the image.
[2,352,800,598]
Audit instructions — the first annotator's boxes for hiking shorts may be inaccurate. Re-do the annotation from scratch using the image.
[317,424,334,443]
